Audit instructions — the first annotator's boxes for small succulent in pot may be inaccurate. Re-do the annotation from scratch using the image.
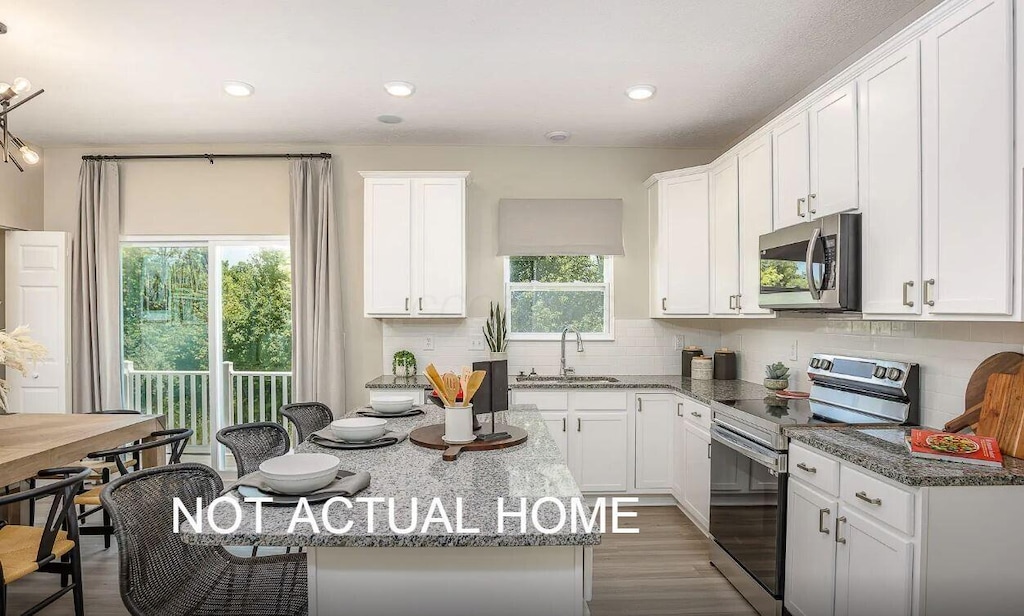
[764,362,791,391]
[392,350,417,378]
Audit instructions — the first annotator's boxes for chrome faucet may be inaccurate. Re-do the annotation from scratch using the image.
[560,326,584,377]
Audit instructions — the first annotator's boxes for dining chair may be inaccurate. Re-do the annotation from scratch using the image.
[100,463,307,616]
[280,402,334,443]
[215,422,291,477]
[0,467,91,616]
[75,428,193,549]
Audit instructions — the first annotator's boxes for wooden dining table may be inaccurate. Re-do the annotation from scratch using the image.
[0,413,167,522]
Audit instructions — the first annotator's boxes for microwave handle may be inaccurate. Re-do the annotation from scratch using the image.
[806,226,822,300]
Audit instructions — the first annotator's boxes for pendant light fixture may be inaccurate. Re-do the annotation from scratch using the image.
[0,22,44,172]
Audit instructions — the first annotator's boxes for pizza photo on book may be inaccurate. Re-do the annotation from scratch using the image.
[905,429,1004,468]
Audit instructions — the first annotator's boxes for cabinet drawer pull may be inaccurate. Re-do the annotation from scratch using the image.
[562,417,566,432]
[691,411,703,418]
[577,418,581,432]
[818,508,830,535]
[796,462,817,474]
[855,491,882,506]
[808,193,817,215]
[835,516,847,544]
[902,281,915,307]
[662,297,668,311]
[797,197,806,218]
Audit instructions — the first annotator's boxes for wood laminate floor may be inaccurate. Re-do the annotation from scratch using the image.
[6,505,755,615]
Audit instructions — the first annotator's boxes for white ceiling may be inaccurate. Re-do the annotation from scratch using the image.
[1,0,926,148]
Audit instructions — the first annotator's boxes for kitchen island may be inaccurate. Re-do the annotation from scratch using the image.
[182,404,601,616]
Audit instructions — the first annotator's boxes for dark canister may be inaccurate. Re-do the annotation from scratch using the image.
[681,346,704,377]
[713,348,738,380]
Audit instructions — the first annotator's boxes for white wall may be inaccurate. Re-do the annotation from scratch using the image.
[0,147,44,231]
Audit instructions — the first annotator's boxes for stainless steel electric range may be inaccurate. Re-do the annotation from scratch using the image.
[707,354,919,616]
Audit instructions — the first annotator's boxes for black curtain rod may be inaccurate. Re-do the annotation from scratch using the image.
[81,152,331,162]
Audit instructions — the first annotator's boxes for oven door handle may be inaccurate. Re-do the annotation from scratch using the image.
[805,226,822,300]
[711,425,787,473]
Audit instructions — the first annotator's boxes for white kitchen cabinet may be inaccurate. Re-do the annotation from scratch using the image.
[736,134,774,316]
[859,42,923,316]
[920,0,1013,316]
[785,479,838,616]
[808,82,859,218]
[681,420,711,529]
[671,399,687,503]
[650,171,710,316]
[634,394,674,490]
[834,506,913,616]
[539,410,569,464]
[362,172,469,318]
[573,410,630,493]
[710,158,740,315]
[772,113,810,229]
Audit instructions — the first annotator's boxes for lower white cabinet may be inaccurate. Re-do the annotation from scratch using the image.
[539,410,568,462]
[834,506,913,616]
[785,479,838,616]
[635,394,674,489]
[573,411,630,492]
[671,400,687,503]
[681,420,711,529]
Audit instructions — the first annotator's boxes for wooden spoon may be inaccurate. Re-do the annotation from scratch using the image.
[459,367,472,407]
[462,370,487,406]
[442,372,461,408]
[424,364,450,406]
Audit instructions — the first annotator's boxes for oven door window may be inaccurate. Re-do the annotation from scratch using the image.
[709,439,786,597]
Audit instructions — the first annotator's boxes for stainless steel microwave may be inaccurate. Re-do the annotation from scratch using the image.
[758,213,861,312]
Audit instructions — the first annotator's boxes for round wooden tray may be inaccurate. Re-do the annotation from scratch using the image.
[409,422,528,461]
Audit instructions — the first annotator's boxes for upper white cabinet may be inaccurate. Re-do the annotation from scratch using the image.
[650,171,710,316]
[710,158,740,315]
[809,82,859,218]
[772,113,811,229]
[920,0,1013,316]
[737,135,774,316]
[362,172,468,318]
[860,42,923,316]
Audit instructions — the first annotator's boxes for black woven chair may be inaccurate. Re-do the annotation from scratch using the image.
[100,463,307,616]
[0,467,91,616]
[75,428,193,549]
[279,402,334,443]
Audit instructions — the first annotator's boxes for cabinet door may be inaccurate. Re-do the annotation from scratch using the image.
[809,82,859,218]
[682,422,711,528]
[414,178,465,316]
[671,400,686,503]
[635,395,674,490]
[710,158,740,315]
[364,179,413,316]
[539,410,569,464]
[737,134,774,315]
[859,42,923,316]
[657,174,710,315]
[834,506,913,616]
[785,480,838,616]
[772,113,810,229]
[921,0,1013,315]
[573,411,630,493]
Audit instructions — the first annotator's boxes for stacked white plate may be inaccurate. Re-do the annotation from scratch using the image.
[369,394,415,414]
[259,453,340,495]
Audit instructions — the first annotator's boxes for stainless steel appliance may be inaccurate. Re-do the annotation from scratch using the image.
[758,213,860,312]
[708,353,918,616]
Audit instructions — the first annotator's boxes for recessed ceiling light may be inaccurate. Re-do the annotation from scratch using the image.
[625,84,656,101]
[384,81,416,97]
[223,81,255,97]
[545,130,571,143]
[377,115,403,124]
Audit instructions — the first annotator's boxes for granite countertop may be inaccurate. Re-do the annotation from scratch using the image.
[786,426,1024,487]
[181,404,601,548]
[366,373,769,405]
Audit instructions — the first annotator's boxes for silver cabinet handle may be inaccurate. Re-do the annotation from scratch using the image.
[835,516,847,544]
[637,397,643,412]
[805,226,822,300]
[796,462,817,474]
[691,411,703,418]
[902,281,915,307]
[818,508,831,535]
[808,193,817,215]
[707,443,711,459]
[677,403,684,417]
[405,297,410,311]
[735,294,742,310]
[419,297,424,311]
[728,295,736,310]
[662,297,667,311]
[924,279,935,306]
[577,418,581,432]
[562,417,566,432]
[797,197,806,218]
[855,491,882,506]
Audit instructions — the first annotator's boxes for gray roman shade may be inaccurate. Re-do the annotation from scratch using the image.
[497,198,625,256]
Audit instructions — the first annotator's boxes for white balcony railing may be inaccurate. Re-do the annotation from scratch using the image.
[122,361,294,451]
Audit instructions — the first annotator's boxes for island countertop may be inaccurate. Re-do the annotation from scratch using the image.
[181,404,601,548]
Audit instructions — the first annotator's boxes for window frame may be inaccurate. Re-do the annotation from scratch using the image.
[503,256,615,341]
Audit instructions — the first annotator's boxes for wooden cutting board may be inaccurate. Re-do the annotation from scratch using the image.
[944,351,1024,433]
[409,423,527,461]
[977,365,1024,458]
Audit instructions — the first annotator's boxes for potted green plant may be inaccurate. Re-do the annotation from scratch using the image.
[764,362,791,391]
[392,350,417,378]
[483,301,508,360]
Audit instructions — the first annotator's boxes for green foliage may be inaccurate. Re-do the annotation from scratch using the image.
[508,256,607,334]
[483,302,508,352]
[509,256,604,283]
[392,350,417,375]
[221,249,292,371]
[760,260,807,290]
[765,362,791,380]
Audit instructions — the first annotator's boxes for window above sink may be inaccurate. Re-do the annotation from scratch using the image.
[504,255,614,341]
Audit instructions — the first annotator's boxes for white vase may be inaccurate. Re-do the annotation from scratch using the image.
[489,352,508,361]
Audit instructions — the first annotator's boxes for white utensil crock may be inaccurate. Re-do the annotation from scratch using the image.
[444,404,475,443]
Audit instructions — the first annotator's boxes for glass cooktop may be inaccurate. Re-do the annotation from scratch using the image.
[716,396,898,427]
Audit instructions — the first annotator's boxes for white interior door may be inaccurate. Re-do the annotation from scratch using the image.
[5,231,70,413]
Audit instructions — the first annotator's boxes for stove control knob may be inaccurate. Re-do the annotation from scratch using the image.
[873,366,888,379]
[887,367,904,381]
[810,358,821,368]
[819,360,832,371]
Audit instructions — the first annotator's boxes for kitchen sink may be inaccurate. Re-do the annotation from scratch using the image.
[515,375,620,384]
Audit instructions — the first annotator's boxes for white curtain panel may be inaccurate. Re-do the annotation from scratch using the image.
[289,158,346,416]
[71,160,122,412]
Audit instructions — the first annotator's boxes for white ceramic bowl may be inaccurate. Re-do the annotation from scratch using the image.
[330,417,388,442]
[258,453,340,495]
[369,395,415,414]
